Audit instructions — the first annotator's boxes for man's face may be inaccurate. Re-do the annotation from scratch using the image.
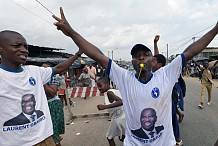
[203,61,209,68]
[152,57,162,72]
[140,109,157,131]
[21,94,36,115]
[0,32,29,68]
[131,50,153,74]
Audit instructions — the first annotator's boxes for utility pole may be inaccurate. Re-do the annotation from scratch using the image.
[111,48,118,60]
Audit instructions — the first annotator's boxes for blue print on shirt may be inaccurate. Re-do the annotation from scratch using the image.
[29,77,36,86]
[151,87,160,99]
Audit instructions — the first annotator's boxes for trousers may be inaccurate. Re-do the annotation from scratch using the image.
[200,83,212,104]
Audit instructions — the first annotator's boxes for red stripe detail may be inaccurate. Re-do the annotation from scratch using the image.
[85,87,91,97]
[71,87,77,98]
[91,86,98,97]
[77,87,83,98]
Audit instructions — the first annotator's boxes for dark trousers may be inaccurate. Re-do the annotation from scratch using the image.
[172,99,180,141]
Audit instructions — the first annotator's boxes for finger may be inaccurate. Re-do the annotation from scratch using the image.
[60,7,66,20]
[52,15,61,22]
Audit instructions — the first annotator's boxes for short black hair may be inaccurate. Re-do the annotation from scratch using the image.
[153,54,166,67]
[0,30,22,47]
[130,44,151,55]
[97,76,110,84]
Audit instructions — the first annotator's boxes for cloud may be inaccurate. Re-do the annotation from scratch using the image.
[1,0,218,61]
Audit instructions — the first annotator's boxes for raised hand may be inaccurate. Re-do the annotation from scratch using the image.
[52,7,73,36]
[154,35,160,43]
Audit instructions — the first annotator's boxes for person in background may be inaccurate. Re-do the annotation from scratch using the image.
[87,63,97,86]
[52,8,218,145]
[78,67,92,87]
[192,59,213,109]
[56,71,71,106]
[43,62,65,146]
[97,76,125,146]
[153,35,184,146]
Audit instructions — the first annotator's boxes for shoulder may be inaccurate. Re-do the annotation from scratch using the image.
[155,125,164,134]
[35,110,44,116]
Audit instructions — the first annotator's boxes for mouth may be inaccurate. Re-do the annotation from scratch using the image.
[18,54,28,61]
[143,122,151,126]
[25,106,32,111]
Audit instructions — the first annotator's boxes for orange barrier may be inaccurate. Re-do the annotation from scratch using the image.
[67,86,104,98]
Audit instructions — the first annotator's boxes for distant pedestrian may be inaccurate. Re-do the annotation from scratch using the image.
[87,63,97,86]
[193,60,213,109]
[78,67,91,87]
[97,76,125,146]
[56,72,71,106]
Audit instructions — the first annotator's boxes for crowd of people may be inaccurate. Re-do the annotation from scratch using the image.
[0,6,218,146]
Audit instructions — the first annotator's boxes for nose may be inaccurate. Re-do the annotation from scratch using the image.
[21,45,29,55]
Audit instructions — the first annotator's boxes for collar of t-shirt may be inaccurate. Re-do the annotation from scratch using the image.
[23,112,37,122]
[142,127,157,138]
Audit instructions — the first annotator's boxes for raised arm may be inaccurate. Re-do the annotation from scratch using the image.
[54,50,83,74]
[183,22,218,62]
[154,35,160,55]
[52,7,109,69]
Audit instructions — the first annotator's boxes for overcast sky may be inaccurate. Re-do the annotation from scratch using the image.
[1,0,218,61]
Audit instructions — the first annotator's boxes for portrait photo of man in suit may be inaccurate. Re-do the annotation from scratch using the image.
[3,94,44,126]
[131,108,164,139]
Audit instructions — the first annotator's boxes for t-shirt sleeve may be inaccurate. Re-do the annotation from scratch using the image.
[106,59,128,90]
[164,53,185,82]
[39,67,54,85]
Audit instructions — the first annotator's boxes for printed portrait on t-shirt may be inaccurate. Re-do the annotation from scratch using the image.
[3,94,44,126]
[131,108,164,139]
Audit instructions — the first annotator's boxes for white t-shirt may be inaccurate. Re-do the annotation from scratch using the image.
[106,54,184,146]
[56,74,67,89]
[0,65,53,146]
[104,89,124,118]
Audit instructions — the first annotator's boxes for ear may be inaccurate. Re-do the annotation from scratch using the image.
[0,47,2,55]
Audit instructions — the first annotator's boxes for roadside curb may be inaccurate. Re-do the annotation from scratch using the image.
[72,112,109,119]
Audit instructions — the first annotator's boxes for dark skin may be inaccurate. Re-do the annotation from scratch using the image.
[96,80,124,146]
[154,35,160,55]
[0,30,83,74]
[96,81,123,110]
[53,7,218,83]
[42,63,59,97]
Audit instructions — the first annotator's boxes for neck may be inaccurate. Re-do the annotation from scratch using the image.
[1,61,22,70]
[138,71,152,82]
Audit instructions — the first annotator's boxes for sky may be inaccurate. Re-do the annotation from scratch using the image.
[1,0,218,61]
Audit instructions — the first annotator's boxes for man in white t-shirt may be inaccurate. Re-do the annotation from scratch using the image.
[53,8,218,146]
[0,30,82,146]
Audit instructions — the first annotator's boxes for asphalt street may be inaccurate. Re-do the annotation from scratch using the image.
[60,76,218,146]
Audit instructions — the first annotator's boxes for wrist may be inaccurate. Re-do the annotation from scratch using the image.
[75,53,81,57]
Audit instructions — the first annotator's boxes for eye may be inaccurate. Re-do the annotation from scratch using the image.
[11,44,21,48]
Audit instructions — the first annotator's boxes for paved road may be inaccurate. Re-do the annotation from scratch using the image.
[61,77,218,146]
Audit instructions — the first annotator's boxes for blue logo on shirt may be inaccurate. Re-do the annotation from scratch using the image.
[29,77,36,86]
[151,87,160,98]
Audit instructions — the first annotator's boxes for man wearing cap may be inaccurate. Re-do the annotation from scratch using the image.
[52,7,218,146]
